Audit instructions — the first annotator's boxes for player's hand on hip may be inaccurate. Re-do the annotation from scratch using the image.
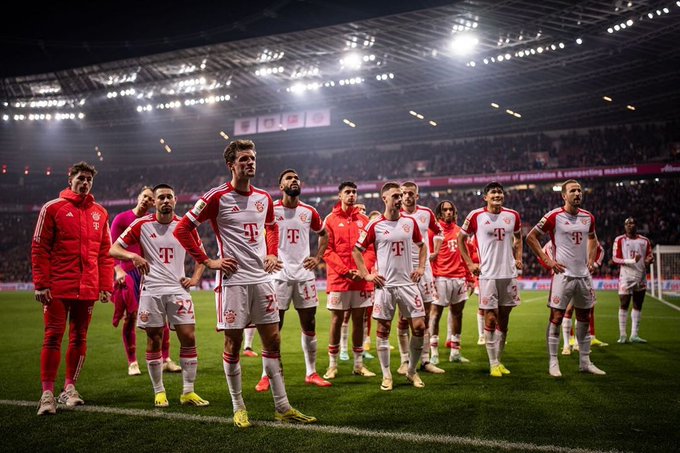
[549,259,566,274]
[34,288,52,305]
[131,255,150,275]
[411,267,425,283]
[366,273,386,288]
[99,291,112,303]
[264,255,283,273]
[303,256,320,270]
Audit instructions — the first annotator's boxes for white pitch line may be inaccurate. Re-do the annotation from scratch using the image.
[0,399,623,453]
[649,296,680,313]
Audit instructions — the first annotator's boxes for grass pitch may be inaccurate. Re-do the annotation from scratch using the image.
[1,290,679,453]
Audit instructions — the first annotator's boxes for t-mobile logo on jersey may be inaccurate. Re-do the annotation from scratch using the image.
[571,231,583,245]
[244,223,259,243]
[447,239,458,252]
[159,247,174,263]
[391,241,405,256]
[287,229,300,244]
[493,228,506,241]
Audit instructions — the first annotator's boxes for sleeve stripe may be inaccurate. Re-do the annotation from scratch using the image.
[33,198,63,243]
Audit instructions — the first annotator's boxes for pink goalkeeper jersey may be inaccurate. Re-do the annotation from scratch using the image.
[186,182,275,286]
[117,214,200,296]
[271,200,324,282]
[402,206,443,272]
[535,207,595,278]
[355,214,423,287]
[461,207,521,279]
[111,209,144,273]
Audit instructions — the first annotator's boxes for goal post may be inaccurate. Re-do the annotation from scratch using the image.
[650,245,680,303]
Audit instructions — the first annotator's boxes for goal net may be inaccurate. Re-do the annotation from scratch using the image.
[650,245,680,303]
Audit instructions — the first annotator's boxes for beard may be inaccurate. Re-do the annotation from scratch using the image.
[284,187,301,197]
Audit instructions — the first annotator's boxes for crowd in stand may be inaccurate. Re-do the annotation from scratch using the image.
[2,122,678,206]
[2,122,678,283]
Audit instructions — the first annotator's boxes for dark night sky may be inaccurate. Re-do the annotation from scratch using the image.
[0,0,456,77]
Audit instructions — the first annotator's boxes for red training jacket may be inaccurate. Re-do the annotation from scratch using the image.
[323,202,375,292]
[32,188,114,300]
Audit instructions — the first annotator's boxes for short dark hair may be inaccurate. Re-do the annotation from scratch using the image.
[624,217,636,224]
[152,183,174,193]
[381,182,401,196]
[338,181,357,192]
[483,181,504,194]
[401,181,418,191]
[278,168,297,184]
[435,200,456,219]
[139,185,153,195]
[223,140,255,165]
[68,161,97,178]
[561,179,579,194]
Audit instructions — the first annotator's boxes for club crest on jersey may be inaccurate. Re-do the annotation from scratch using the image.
[552,295,560,305]
[419,215,427,223]
[581,219,588,225]
[329,294,341,305]
[191,199,207,216]
[402,223,411,233]
[503,217,511,224]
[91,212,101,221]
[481,297,489,306]
[373,304,381,315]
[224,310,237,324]
[356,221,364,228]
[139,311,150,323]
[255,201,264,212]
[299,213,308,222]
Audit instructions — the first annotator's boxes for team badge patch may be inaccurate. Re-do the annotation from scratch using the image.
[255,201,264,212]
[356,220,364,228]
[299,213,308,222]
[419,215,427,223]
[139,311,150,323]
[91,212,101,221]
[402,224,411,233]
[552,296,560,305]
[581,219,588,225]
[191,199,207,216]
[225,310,237,324]
[503,217,511,224]
[481,297,489,306]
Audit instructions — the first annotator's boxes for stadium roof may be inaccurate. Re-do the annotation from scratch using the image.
[1,0,680,170]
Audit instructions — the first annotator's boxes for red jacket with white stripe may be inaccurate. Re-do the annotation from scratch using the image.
[323,203,375,292]
[32,188,114,300]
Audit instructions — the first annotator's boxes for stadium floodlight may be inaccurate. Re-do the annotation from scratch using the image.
[2,115,8,121]
[627,105,636,111]
[450,33,478,56]
[429,120,437,127]
[603,96,613,102]
[576,38,583,45]
[342,118,356,128]
[608,27,614,33]
[626,19,634,26]
[340,53,362,70]
[491,102,499,108]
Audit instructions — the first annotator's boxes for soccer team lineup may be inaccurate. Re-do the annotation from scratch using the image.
[32,139,657,428]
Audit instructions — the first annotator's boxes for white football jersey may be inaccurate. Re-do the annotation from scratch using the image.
[271,200,324,282]
[117,214,197,296]
[186,183,276,286]
[402,206,443,272]
[356,215,423,287]
[461,207,521,279]
[612,234,652,281]
[535,208,595,278]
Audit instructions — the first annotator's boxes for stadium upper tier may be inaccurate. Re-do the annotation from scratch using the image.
[2,1,680,170]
